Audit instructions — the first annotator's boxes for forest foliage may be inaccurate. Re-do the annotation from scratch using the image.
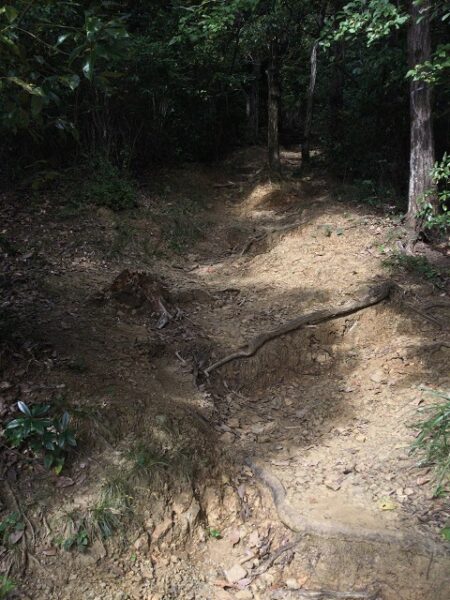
[0,1,449,223]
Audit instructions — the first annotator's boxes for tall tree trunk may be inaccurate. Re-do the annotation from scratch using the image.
[329,41,344,147]
[248,59,261,143]
[302,39,319,163]
[267,42,281,173]
[407,0,435,229]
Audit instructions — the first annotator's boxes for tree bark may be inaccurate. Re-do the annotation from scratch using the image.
[248,59,261,143]
[267,42,281,173]
[302,39,319,163]
[329,41,344,146]
[407,0,435,229]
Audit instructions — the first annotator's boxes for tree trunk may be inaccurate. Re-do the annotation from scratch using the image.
[302,39,319,163]
[248,59,260,143]
[267,43,281,173]
[407,0,435,229]
[329,41,344,146]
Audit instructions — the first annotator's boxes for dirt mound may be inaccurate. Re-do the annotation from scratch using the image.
[102,269,170,310]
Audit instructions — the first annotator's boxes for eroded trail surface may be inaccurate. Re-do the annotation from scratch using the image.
[1,148,449,599]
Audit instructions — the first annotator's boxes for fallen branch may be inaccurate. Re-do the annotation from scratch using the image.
[204,282,393,376]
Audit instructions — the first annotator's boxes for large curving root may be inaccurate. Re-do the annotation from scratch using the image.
[246,457,448,558]
[205,281,394,376]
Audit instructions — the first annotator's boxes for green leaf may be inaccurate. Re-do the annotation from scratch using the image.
[441,527,450,541]
[5,6,19,23]
[82,56,94,81]
[61,74,80,91]
[44,454,54,470]
[54,463,63,475]
[31,94,44,117]
[208,528,222,539]
[61,412,70,429]
[5,419,22,430]
[7,77,45,97]
[56,33,70,46]
[17,401,31,416]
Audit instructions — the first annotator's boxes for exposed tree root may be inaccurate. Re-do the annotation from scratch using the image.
[245,457,448,557]
[240,221,306,256]
[272,590,379,599]
[204,281,393,376]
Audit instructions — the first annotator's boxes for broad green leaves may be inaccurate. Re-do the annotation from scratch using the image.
[323,0,408,47]
[406,43,450,84]
[0,1,129,136]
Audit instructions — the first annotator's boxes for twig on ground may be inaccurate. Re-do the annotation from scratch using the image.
[4,480,36,547]
[251,538,301,578]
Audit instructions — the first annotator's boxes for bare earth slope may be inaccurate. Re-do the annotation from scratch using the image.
[0,148,449,599]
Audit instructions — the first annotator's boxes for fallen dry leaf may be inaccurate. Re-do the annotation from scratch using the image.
[56,476,75,488]
[416,475,431,486]
[378,497,397,511]
[228,529,241,546]
[9,530,24,544]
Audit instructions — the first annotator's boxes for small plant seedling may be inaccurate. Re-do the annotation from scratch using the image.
[4,402,77,473]
[208,528,222,539]
[62,528,89,552]
[0,576,16,599]
[0,512,25,546]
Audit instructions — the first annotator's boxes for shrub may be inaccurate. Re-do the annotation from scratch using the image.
[411,389,450,497]
[417,153,450,233]
[81,158,137,211]
[0,576,15,599]
[383,252,447,287]
[4,402,77,474]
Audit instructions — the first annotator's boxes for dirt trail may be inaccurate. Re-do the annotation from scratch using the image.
[1,148,449,599]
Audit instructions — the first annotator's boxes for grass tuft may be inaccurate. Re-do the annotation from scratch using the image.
[411,388,450,497]
[383,252,448,287]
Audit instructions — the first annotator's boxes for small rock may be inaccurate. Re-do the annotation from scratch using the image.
[225,564,247,584]
[286,578,301,590]
[248,530,260,547]
[220,432,235,444]
[228,417,240,428]
[235,591,253,599]
[140,563,154,580]
[316,352,330,364]
[324,478,342,491]
[151,518,172,542]
[172,492,193,515]
[134,533,149,553]
[370,369,387,384]
[227,529,241,546]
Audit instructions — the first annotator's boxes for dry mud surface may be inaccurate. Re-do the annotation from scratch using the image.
[0,148,449,599]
